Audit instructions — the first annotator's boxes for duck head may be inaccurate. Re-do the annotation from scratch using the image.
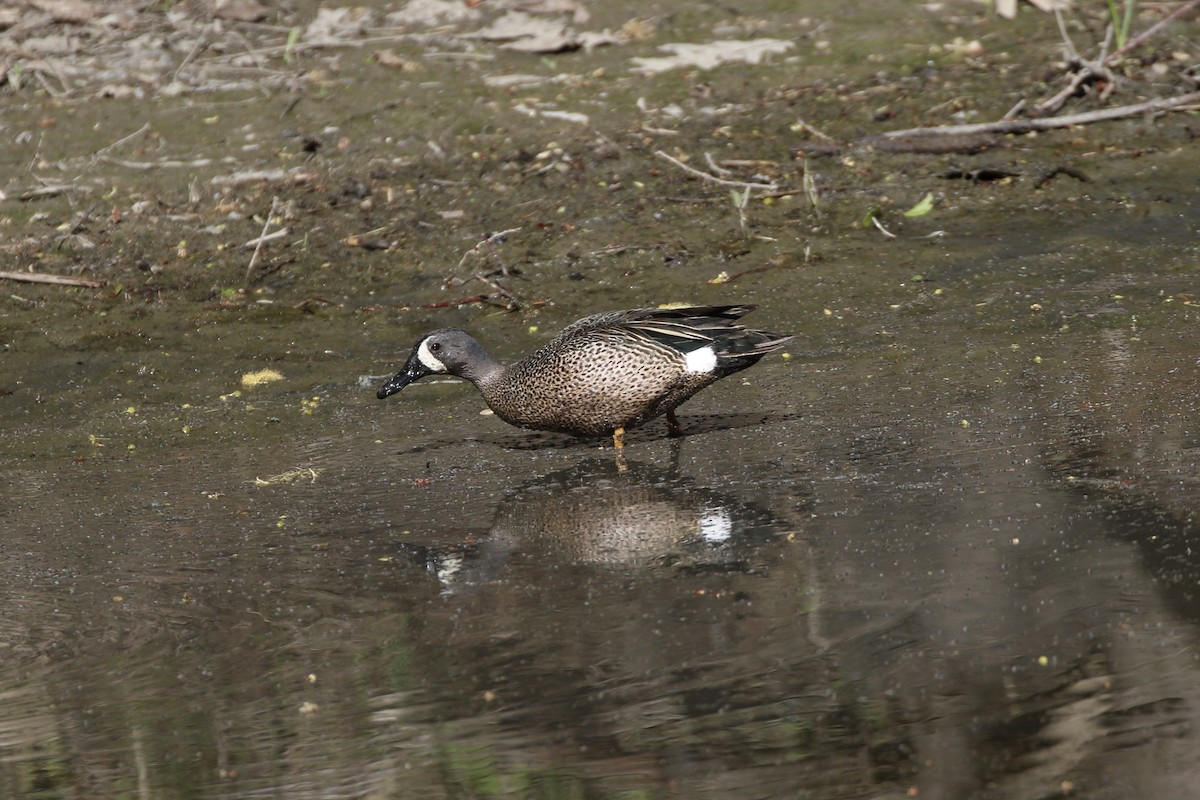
[377,328,498,399]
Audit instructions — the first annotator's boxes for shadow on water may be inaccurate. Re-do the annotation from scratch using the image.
[381,409,804,455]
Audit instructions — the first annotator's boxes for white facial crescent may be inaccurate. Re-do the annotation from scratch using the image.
[417,338,447,372]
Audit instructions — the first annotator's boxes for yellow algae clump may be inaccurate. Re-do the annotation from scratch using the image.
[241,369,285,389]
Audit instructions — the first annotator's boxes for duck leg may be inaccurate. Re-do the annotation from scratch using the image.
[665,411,683,437]
[611,427,626,449]
[611,427,628,472]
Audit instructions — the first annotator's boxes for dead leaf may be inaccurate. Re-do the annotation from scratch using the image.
[1025,0,1073,12]
[374,49,422,71]
[619,17,656,42]
[22,36,81,56]
[386,0,481,26]
[631,39,794,74]
[512,0,591,24]
[467,10,616,54]
[209,0,271,23]
[304,7,374,45]
[30,0,96,24]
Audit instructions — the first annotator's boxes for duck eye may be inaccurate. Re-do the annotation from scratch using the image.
[429,342,441,352]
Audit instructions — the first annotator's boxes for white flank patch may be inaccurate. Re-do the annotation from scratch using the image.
[417,338,447,372]
[683,345,717,374]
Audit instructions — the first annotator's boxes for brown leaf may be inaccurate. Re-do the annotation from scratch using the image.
[209,0,271,23]
[373,49,422,71]
[30,0,97,24]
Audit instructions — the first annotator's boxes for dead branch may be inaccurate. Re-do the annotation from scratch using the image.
[100,156,225,170]
[210,169,317,187]
[92,123,153,158]
[242,228,289,249]
[654,150,779,191]
[878,91,1200,141]
[17,185,91,201]
[419,294,511,310]
[1035,58,1119,116]
[245,197,281,283]
[0,271,105,288]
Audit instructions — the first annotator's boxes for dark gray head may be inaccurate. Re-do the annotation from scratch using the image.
[377,328,499,400]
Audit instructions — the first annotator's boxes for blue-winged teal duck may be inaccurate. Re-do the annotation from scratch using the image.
[377,305,792,448]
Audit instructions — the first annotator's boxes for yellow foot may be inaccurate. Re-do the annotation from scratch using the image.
[611,427,628,472]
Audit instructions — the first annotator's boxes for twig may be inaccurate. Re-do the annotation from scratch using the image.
[870,215,897,240]
[242,228,289,249]
[1098,19,1114,64]
[0,270,105,288]
[33,67,65,98]
[792,118,835,141]
[210,169,316,186]
[706,261,794,284]
[455,227,521,271]
[1035,57,1119,115]
[92,123,152,158]
[1036,13,1119,115]
[1002,98,1027,120]
[443,268,520,300]
[16,185,90,201]
[27,133,45,176]
[100,156,227,169]
[469,272,518,301]
[245,197,280,283]
[173,23,212,83]
[878,91,1200,140]
[1108,0,1200,62]
[654,150,779,191]
[641,124,679,136]
[1054,7,1080,61]
[587,243,666,257]
[420,294,510,310]
[227,27,269,69]
[703,152,733,176]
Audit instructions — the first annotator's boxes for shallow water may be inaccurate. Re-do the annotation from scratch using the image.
[3,279,1199,798]
[3,0,1200,797]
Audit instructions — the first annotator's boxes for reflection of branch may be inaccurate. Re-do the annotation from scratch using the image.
[877,91,1200,141]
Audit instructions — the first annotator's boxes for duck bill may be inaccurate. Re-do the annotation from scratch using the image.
[376,357,431,400]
